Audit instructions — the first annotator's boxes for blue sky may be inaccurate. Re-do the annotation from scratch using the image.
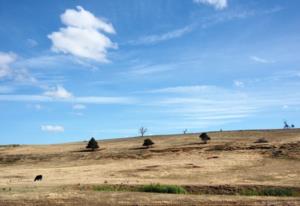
[0,0,300,144]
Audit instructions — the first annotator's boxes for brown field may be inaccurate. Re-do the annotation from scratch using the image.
[0,129,300,205]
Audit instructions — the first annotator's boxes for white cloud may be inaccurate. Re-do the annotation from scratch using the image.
[250,56,272,64]
[73,104,86,110]
[130,25,194,45]
[234,80,244,88]
[41,125,64,133]
[48,6,117,62]
[44,85,72,99]
[194,0,228,10]
[0,52,17,78]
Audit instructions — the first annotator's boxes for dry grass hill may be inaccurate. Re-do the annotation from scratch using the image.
[0,129,300,205]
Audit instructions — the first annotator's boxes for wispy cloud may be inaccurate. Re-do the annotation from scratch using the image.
[129,25,194,45]
[0,86,15,93]
[26,38,38,48]
[147,85,220,93]
[136,83,300,130]
[194,0,228,10]
[0,52,17,79]
[125,63,176,76]
[128,5,282,47]
[0,94,135,104]
[233,80,244,88]
[48,6,117,62]
[250,56,273,64]
[73,104,86,110]
[41,125,64,133]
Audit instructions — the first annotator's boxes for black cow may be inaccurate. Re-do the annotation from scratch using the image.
[34,175,43,181]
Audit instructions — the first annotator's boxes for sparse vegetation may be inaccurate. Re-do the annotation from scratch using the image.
[86,137,99,151]
[143,138,154,148]
[0,144,20,148]
[240,187,298,197]
[93,184,187,194]
[199,132,211,144]
[140,184,187,194]
[93,185,130,192]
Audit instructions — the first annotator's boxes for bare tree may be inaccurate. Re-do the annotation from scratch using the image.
[139,127,147,137]
[283,121,290,129]
[183,129,188,134]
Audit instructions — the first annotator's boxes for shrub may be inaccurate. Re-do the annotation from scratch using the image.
[254,138,268,143]
[199,133,211,144]
[140,184,187,194]
[86,137,99,151]
[143,138,154,148]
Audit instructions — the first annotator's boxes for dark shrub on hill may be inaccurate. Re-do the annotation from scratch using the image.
[199,133,211,144]
[143,138,154,148]
[254,138,268,143]
[86,137,99,151]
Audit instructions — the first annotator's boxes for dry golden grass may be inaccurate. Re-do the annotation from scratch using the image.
[0,129,300,205]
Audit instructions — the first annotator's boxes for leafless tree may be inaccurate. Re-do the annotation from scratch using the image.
[139,127,147,137]
[283,121,290,129]
[183,129,188,134]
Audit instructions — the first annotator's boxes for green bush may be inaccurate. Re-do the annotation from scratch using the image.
[140,184,187,194]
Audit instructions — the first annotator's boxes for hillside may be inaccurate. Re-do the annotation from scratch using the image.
[0,129,300,205]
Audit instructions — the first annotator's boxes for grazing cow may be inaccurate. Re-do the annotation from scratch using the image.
[34,175,43,181]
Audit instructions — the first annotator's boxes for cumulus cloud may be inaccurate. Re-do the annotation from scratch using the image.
[41,125,64,133]
[48,6,117,62]
[194,0,228,10]
[0,52,17,79]
[44,85,72,99]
